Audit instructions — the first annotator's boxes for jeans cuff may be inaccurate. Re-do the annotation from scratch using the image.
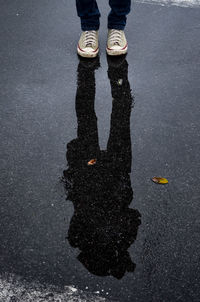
[108,24,126,30]
[81,19,100,31]
[81,25,100,31]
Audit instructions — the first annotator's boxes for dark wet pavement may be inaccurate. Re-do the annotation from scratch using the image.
[0,1,200,301]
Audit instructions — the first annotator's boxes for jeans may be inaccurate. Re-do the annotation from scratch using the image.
[76,0,131,31]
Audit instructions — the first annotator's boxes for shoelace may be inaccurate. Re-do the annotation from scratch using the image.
[84,31,97,47]
[109,29,122,46]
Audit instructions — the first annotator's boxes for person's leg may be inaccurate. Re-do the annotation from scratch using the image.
[76,0,101,31]
[106,0,131,55]
[108,0,131,30]
[106,55,133,172]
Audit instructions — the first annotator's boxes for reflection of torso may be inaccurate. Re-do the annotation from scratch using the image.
[66,149,133,209]
[66,148,139,254]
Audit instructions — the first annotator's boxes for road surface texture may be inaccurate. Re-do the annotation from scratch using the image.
[0,1,200,301]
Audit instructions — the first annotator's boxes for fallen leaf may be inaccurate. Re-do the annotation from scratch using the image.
[88,159,97,166]
[152,177,168,184]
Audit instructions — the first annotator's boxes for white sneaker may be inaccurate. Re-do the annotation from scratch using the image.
[77,30,99,58]
[106,29,128,56]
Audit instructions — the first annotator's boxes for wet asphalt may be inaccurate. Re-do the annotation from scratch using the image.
[0,1,200,301]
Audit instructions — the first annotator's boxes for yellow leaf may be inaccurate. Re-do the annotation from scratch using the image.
[87,159,97,166]
[152,177,168,184]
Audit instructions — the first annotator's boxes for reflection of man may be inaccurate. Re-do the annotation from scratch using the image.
[63,55,141,279]
[76,0,130,57]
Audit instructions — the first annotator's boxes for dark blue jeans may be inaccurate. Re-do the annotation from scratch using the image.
[76,0,131,31]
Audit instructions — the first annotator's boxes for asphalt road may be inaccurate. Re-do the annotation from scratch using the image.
[0,1,200,301]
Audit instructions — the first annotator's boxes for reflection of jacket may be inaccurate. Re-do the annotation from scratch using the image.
[65,148,133,207]
[63,55,141,279]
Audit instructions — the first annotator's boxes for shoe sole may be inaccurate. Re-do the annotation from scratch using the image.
[77,46,99,58]
[106,45,128,56]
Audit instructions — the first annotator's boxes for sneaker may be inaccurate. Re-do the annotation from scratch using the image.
[106,29,128,56]
[77,30,99,58]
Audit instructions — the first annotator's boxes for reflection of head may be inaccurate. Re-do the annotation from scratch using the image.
[68,205,141,279]
[63,55,141,279]
[78,250,136,280]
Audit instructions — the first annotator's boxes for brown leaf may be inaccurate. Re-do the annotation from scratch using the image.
[87,159,97,166]
[152,177,168,184]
